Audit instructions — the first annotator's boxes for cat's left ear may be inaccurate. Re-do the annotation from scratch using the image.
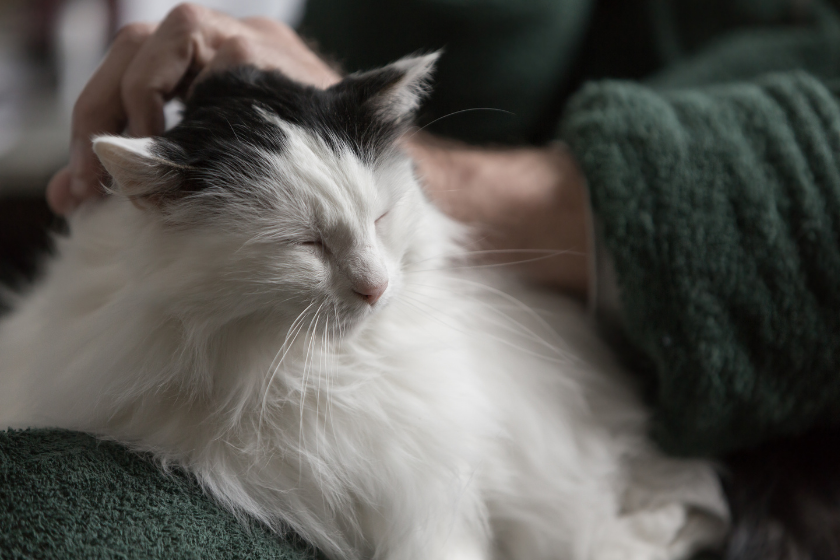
[349,52,440,122]
[92,135,185,207]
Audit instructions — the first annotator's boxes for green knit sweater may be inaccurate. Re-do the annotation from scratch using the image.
[5,0,840,557]
[563,73,840,455]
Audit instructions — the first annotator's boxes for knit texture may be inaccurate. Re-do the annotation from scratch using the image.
[562,72,840,456]
[0,429,317,560]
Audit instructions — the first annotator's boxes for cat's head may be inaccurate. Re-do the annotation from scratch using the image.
[91,54,451,337]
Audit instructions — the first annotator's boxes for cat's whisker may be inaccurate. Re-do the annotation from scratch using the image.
[310,311,324,493]
[395,290,501,342]
[316,313,329,442]
[326,306,337,441]
[407,249,583,274]
[412,273,563,346]
[259,301,316,431]
[399,292,572,366]
[401,277,574,362]
[262,302,313,396]
[408,248,575,266]
[326,303,344,444]
[298,301,326,456]
[404,107,516,142]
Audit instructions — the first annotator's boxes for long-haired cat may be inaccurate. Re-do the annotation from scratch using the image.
[0,55,728,560]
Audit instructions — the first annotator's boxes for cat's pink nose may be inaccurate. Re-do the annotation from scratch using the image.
[354,280,388,305]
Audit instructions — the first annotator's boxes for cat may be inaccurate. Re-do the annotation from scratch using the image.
[0,54,729,560]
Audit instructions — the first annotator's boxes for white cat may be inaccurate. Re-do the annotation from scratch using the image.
[0,55,728,560]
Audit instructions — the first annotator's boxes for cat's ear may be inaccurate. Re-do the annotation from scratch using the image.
[351,52,440,122]
[92,135,184,207]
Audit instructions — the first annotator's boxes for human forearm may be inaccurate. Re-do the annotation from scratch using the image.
[405,135,591,299]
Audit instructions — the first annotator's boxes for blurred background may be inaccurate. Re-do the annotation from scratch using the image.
[0,0,305,291]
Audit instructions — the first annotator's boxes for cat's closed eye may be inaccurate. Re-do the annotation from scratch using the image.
[300,239,325,250]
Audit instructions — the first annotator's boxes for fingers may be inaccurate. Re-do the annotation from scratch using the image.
[52,2,341,216]
[193,33,339,88]
[46,167,75,215]
[237,18,342,87]
[121,4,235,136]
[56,21,156,215]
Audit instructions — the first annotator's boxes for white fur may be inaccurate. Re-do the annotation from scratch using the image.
[0,116,727,560]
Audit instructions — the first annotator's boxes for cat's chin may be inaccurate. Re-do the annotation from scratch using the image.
[329,300,391,340]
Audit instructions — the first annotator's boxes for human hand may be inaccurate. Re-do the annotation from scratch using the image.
[405,135,591,299]
[47,3,341,215]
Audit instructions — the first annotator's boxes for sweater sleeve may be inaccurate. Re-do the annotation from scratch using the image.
[562,71,840,456]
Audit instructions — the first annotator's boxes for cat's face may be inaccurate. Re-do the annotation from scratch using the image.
[92,55,444,337]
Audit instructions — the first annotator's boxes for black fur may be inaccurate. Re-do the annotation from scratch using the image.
[156,65,411,193]
[724,429,840,560]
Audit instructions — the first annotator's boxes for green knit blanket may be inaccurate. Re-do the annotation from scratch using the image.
[0,429,315,560]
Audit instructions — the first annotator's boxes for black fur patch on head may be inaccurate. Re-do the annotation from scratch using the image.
[155,65,413,194]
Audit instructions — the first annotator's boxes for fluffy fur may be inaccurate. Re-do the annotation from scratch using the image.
[0,56,728,560]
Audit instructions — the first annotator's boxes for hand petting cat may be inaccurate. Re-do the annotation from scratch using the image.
[46,3,591,298]
[46,3,340,216]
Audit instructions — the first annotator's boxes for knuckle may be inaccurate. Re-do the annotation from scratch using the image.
[220,36,257,63]
[165,3,206,31]
[112,22,153,48]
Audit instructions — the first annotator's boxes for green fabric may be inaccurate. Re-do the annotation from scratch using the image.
[0,429,315,559]
[562,72,840,455]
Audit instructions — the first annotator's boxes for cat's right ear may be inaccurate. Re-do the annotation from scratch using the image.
[92,136,184,207]
[348,52,440,123]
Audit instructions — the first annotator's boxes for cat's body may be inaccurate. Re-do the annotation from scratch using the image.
[0,57,728,560]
